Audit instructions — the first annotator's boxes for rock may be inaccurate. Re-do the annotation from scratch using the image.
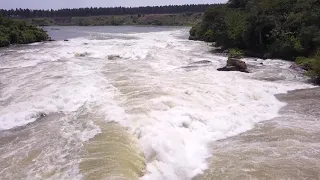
[227,58,248,69]
[217,66,250,73]
[189,36,196,40]
[108,55,121,60]
[290,63,310,71]
[182,60,212,70]
[217,58,249,73]
[222,50,229,54]
[64,39,69,41]
[190,60,212,65]
[48,38,55,41]
[75,52,90,57]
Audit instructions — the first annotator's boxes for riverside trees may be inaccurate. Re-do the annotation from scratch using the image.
[190,0,320,82]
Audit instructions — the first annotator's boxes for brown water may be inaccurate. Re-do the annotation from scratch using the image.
[0,26,318,180]
[196,88,320,180]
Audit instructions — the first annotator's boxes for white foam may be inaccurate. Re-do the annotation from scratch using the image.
[0,28,314,180]
[92,30,313,179]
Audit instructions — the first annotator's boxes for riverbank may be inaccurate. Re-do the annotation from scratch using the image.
[0,15,49,48]
[196,87,320,180]
[26,13,203,27]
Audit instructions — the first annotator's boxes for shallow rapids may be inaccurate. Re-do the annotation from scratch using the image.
[0,26,316,180]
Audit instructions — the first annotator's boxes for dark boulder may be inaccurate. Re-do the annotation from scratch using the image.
[217,58,249,73]
[290,63,311,72]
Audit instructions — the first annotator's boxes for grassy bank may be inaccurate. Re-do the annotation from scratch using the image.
[26,13,203,26]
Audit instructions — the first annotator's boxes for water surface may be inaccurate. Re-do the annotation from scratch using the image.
[0,26,316,180]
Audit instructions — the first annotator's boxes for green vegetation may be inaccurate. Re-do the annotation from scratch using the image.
[24,13,204,26]
[1,4,217,18]
[229,49,244,59]
[190,0,320,82]
[0,14,49,47]
[296,51,320,83]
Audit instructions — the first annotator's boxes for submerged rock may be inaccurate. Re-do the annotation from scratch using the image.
[107,55,121,60]
[75,52,90,57]
[48,38,55,42]
[181,60,212,70]
[290,63,311,71]
[217,58,249,73]
[190,60,212,65]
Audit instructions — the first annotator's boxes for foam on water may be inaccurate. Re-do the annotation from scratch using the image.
[0,27,314,180]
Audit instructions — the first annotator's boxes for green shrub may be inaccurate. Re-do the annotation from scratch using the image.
[296,51,320,83]
[229,48,244,58]
[190,0,319,61]
[0,16,48,47]
[204,29,215,42]
[0,34,10,47]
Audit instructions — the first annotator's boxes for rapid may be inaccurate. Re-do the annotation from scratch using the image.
[0,26,317,180]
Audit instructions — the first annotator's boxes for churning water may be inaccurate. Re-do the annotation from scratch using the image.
[0,26,318,180]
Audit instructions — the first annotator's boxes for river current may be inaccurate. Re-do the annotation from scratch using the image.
[0,26,317,180]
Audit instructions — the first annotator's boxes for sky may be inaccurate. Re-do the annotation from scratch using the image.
[0,0,227,10]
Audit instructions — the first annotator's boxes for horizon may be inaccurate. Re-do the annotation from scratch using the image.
[0,0,227,10]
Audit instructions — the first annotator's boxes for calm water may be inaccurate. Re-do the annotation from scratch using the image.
[0,26,318,180]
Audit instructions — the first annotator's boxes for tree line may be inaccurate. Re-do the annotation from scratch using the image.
[0,4,219,18]
[190,0,320,83]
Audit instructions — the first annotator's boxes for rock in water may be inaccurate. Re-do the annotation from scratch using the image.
[181,60,212,70]
[190,60,212,65]
[217,58,249,73]
[227,58,247,69]
[108,55,121,60]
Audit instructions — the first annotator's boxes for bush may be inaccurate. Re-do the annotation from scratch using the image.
[0,16,49,47]
[296,51,320,83]
[229,48,244,58]
[0,34,10,47]
[190,0,320,61]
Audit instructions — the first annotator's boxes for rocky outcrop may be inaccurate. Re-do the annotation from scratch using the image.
[217,58,249,73]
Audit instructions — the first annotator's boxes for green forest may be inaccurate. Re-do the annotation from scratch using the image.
[0,14,49,47]
[190,0,320,83]
[0,4,218,18]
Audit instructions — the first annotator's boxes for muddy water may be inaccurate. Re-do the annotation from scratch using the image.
[0,26,318,180]
[196,88,320,180]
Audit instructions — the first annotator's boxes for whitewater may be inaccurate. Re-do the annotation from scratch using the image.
[0,26,314,180]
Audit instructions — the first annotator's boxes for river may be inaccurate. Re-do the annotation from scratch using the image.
[0,26,318,180]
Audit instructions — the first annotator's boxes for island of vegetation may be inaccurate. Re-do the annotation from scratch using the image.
[0,14,49,47]
[190,0,320,83]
